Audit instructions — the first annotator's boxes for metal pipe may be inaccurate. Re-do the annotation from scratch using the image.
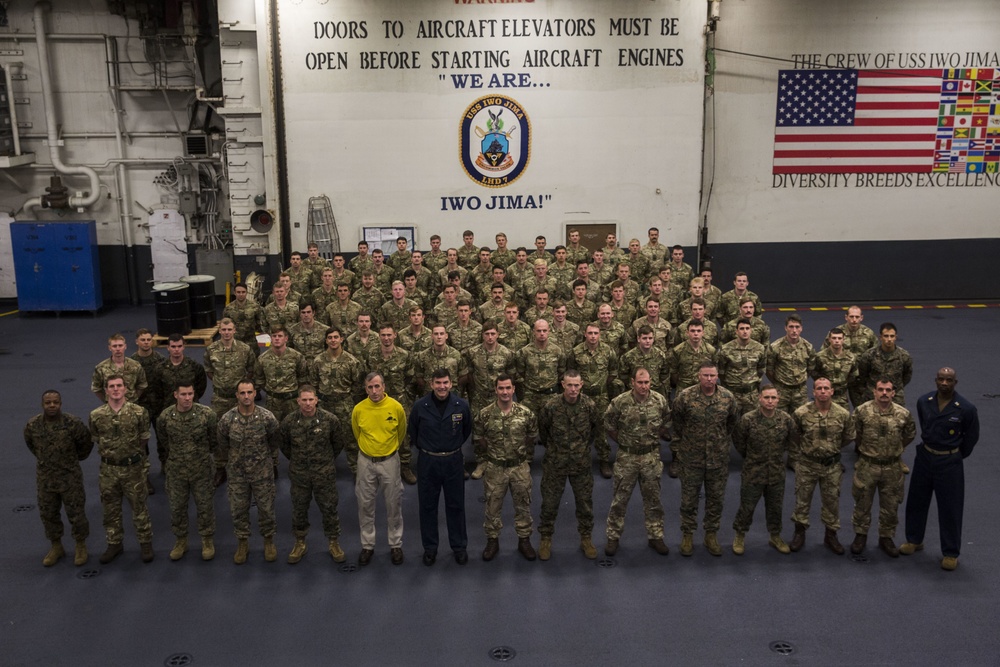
[106,35,138,305]
[30,2,102,210]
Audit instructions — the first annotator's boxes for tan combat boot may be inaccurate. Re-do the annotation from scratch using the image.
[263,536,277,562]
[288,538,307,564]
[680,533,694,557]
[770,533,791,554]
[580,535,597,560]
[169,537,188,561]
[470,462,486,480]
[43,541,65,567]
[329,538,346,563]
[201,537,215,561]
[539,536,552,561]
[74,541,88,566]
[234,538,249,564]
[704,532,722,557]
[732,532,746,556]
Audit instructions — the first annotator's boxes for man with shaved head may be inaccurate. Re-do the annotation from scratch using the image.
[900,368,980,571]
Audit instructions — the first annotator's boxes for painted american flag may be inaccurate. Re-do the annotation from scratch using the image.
[772,68,1000,174]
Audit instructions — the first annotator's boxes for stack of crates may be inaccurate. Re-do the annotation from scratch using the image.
[0,65,13,156]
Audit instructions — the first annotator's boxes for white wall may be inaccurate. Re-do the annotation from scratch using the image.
[708,0,1000,244]
[275,0,706,249]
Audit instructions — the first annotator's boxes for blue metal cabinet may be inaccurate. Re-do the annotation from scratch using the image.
[11,221,103,312]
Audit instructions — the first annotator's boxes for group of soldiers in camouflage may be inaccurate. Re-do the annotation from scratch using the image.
[27,227,934,567]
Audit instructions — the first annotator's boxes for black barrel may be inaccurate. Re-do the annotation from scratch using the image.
[152,282,191,335]
[181,274,217,329]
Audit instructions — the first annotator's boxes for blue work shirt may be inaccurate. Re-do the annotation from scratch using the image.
[408,391,473,454]
[916,390,980,459]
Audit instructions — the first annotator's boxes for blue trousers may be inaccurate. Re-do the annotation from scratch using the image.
[417,451,468,553]
[904,445,964,557]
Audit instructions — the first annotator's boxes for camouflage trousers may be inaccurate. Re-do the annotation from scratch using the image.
[776,383,807,464]
[471,394,495,462]
[848,384,866,411]
[679,465,728,534]
[732,477,786,535]
[211,394,238,469]
[396,397,414,468]
[730,389,760,418]
[289,464,340,539]
[538,463,594,537]
[36,469,89,542]
[166,459,216,538]
[99,460,152,545]
[322,399,358,475]
[852,458,904,537]
[791,459,843,530]
[831,387,850,410]
[227,460,276,539]
[266,396,298,467]
[483,461,533,539]
[587,393,611,463]
[140,399,167,468]
[606,451,664,541]
[519,390,556,421]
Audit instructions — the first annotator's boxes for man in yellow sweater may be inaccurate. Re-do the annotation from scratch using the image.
[351,372,408,566]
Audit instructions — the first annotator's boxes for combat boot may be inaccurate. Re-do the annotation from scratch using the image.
[482,538,499,561]
[234,538,249,564]
[580,535,597,559]
[899,542,923,556]
[99,542,123,564]
[169,537,188,561]
[288,538,307,564]
[604,539,619,556]
[538,536,552,561]
[789,523,807,552]
[824,528,845,555]
[401,467,417,485]
[73,541,88,566]
[599,461,613,479]
[667,456,679,479]
[470,462,486,480]
[329,539,346,563]
[732,532,745,556]
[201,537,215,561]
[648,538,669,556]
[878,537,899,558]
[213,467,227,488]
[518,537,537,561]
[263,536,277,562]
[140,542,154,563]
[43,541,65,567]
[680,533,694,557]
[850,533,867,555]
[704,532,722,557]
[769,533,791,554]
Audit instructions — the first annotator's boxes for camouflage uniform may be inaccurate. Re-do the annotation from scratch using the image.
[202,338,255,469]
[732,408,796,535]
[716,339,768,415]
[89,401,152,546]
[261,300,299,334]
[432,301,460,329]
[351,286,385,315]
[811,347,857,409]
[312,349,366,473]
[569,342,621,464]
[288,321,330,360]
[447,320,483,354]
[222,299,263,350]
[474,402,538,539]
[388,251,411,274]
[478,300,507,326]
[218,405,280,539]
[609,301,637,330]
[422,251,449,275]
[767,337,816,415]
[497,318,531,353]
[345,331,379,361]
[331,269,357,292]
[566,299,598,329]
[413,345,467,394]
[515,342,566,416]
[671,318,720,347]
[348,254,374,276]
[629,316,672,352]
[595,320,627,357]
[549,321,581,355]
[436,265,467,294]
[157,357,208,410]
[24,412,93,543]
[720,316,770,346]
[465,264,495,299]
[622,253,652,285]
[604,279,642,309]
[837,324,877,408]
[668,341,718,391]
[490,248,517,271]
[505,262,532,307]
[672,385,739,535]
[857,346,913,406]
[325,301,362,338]
[526,249,552,266]
[665,261,694,292]
[566,244,591,266]
[520,275,559,310]
[523,306,555,327]
[131,351,167,429]
[254,347,310,425]
[601,246,626,268]
[464,343,516,423]
[157,403,217,539]
[366,346,416,467]
[397,327,433,355]
[619,346,669,396]
[589,261,616,287]
[279,408,342,540]
[378,298,418,333]
[547,263,575,299]
[851,401,916,538]
[372,265,395,294]
[641,242,669,267]
[604,390,671,541]
[456,245,480,270]
[288,267,315,296]
[538,394,601,538]
[91,358,148,403]
[791,402,855,530]
[717,290,763,324]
